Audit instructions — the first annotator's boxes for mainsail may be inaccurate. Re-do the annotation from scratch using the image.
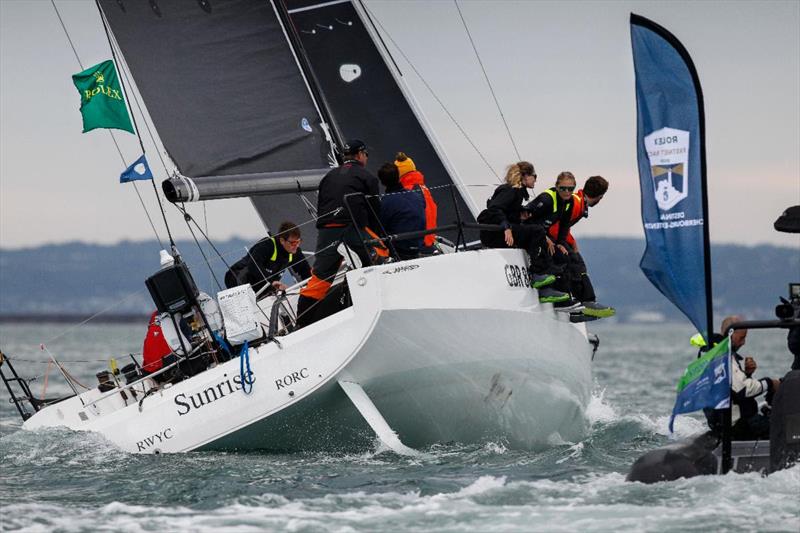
[100,0,477,248]
[630,14,713,341]
[98,0,337,244]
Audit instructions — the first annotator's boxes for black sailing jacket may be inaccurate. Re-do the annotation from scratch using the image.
[476,184,530,229]
[225,238,311,295]
[316,160,380,229]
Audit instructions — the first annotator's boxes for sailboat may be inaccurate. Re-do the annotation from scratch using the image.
[2,0,596,454]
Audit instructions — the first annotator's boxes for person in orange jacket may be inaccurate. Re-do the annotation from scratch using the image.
[394,152,438,250]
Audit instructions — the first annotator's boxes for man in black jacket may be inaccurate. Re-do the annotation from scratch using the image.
[297,139,383,326]
[224,221,311,298]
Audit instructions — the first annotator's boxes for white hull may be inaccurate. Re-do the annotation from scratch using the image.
[23,249,593,453]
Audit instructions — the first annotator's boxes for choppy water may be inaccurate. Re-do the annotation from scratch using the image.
[1,322,798,532]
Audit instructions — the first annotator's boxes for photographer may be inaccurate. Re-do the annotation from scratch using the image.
[720,316,780,440]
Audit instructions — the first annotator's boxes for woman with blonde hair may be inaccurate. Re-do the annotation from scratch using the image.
[476,161,569,303]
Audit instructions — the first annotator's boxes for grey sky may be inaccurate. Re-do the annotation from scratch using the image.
[1,0,798,250]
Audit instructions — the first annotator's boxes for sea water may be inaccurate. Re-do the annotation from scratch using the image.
[0,322,797,532]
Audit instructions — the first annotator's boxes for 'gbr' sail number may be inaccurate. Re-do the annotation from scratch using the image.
[505,264,530,288]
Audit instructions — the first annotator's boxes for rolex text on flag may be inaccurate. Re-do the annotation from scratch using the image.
[72,60,134,134]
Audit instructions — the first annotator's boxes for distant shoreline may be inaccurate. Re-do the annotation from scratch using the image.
[0,314,148,324]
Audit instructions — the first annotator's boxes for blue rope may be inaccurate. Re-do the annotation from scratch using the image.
[213,332,232,355]
[239,340,253,394]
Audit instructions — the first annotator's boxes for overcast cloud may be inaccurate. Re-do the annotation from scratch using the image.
[1,0,798,250]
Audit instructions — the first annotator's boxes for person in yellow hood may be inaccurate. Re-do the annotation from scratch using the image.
[395,152,438,249]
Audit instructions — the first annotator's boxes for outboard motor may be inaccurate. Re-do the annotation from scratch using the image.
[770,369,800,472]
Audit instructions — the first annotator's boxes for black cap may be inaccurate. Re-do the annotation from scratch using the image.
[343,139,367,156]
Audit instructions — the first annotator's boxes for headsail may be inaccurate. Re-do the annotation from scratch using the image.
[98,0,336,242]
[630,14,713,341]
[283,0,477,241]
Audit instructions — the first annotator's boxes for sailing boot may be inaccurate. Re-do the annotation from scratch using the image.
[529,264,564,289]
[581,301,616,318]
[531,273,556,289]
[537,287,570,304]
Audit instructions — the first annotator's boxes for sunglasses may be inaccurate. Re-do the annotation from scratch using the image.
[284,238,302,245]
[557,186,576,192]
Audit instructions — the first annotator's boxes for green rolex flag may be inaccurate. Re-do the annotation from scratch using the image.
[72,60,134,134]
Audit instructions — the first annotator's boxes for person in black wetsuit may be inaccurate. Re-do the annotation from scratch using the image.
[477,161,569,304]
[224,221,311,298]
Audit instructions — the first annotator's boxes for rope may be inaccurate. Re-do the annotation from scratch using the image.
[94,0,177,251]
[41,360,53,398]
[239,341,253,394]
[5,354,141,364]
[359,2,500,181]
[454,0,521,161]
[50,0,83,69]
[181,207,224,291]
[40,345,90,390]
[41,289,148,346]
[50,0,165,248]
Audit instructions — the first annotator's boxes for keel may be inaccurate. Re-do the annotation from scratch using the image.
[338,380,420,456]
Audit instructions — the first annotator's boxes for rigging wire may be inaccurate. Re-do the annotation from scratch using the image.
[359,1,500,181]
[180,204,224,291]
[94,0,178,252]
[50,0,165,249]
[453,0,521,161]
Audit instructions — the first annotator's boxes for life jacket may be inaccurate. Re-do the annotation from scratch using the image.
[547,189,586,247]
[399,170,438,247]
[269,237,292,263]
[142,311,171,373]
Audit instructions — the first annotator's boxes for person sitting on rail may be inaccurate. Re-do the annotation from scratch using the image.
[224,221,311,298]
[394,151,438,251]
[545,175,615,318]
[377,162,426,260]
[477,161,569,304]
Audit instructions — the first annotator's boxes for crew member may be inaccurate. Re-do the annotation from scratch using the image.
[394,152,438,250]
[224,221,311,298]
[477,161,569,304]
[546,175,614,317]
[522,171,576,257]
[142,311,171,375]
[378,162,426,260]
[296,139,385,326]
[713,315,780,440]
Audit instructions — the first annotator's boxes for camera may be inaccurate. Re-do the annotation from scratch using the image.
[775,283,800,320]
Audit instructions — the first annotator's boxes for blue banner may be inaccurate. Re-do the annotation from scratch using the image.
[631,15,711,341]
[120,154,153,183]
[669,336,730,432]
